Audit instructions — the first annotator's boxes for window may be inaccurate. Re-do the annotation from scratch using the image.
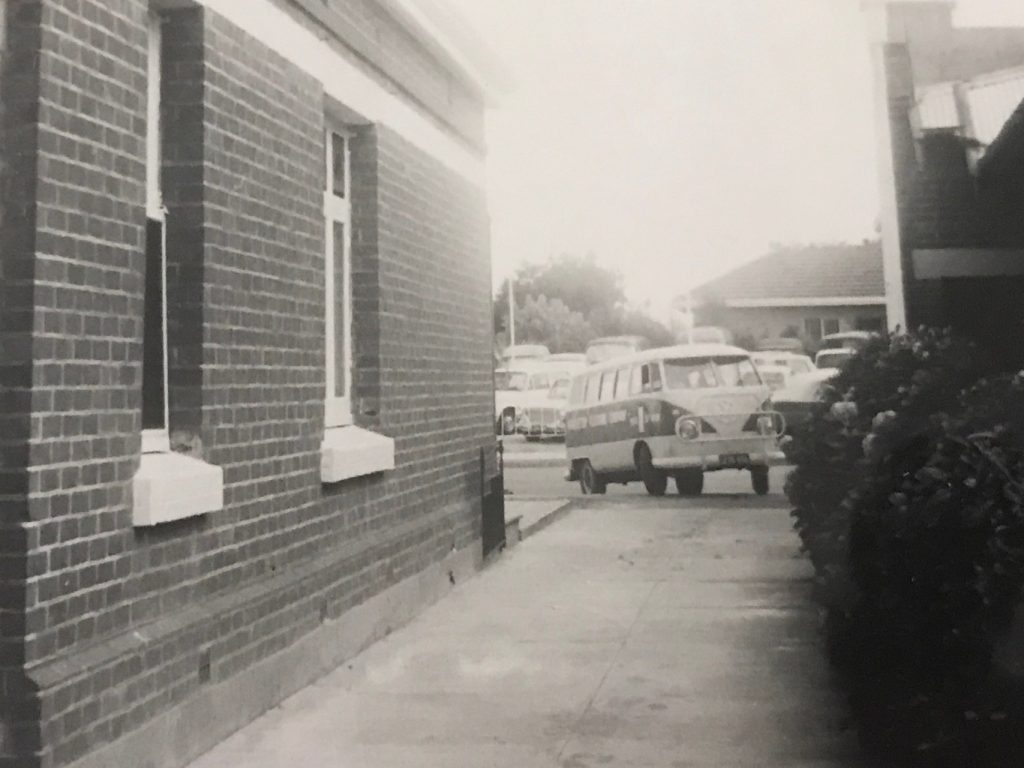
[142,11,168,454]
[640,363,662,393]
[663,358,717,390]
[823,318,840,336]
[715,357,761,387]
[856,316,884,332]
[325,127,353,426]
[598,372,616,402]
[613,367,630,399]
[585,373,601,405]
[804,317,823,343]
[629,366,642,396]
[569,377,585,406]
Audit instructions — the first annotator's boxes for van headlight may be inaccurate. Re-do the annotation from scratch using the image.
[675,417,700,440]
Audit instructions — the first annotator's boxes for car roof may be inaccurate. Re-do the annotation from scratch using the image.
[577,343,752,374]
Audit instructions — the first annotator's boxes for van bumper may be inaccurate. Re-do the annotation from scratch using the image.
[651,437,786,471]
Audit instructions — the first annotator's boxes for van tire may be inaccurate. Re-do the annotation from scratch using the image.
[751,466,770,496]
[675,469,704,496]
[579,460,606,495]
[635,443,667,497]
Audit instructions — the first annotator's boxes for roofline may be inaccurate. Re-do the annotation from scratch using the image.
[373,0,513,103]
[715,296,888,308]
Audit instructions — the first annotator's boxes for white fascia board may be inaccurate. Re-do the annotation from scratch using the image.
[723,297,888,308]
[198,0,486,187]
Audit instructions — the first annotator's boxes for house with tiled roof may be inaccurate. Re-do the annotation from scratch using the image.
[865,0,1024,367]
[689,242,887,348]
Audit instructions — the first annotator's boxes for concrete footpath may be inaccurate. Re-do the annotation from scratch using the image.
[187,496,865,768]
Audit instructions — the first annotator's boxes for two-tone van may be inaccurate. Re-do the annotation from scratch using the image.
[564,344,785,497]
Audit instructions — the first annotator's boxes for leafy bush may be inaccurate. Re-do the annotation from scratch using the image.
[784,329,1024,764]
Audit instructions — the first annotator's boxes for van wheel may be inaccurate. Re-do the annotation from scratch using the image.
[751,466,770,496]
[675,469,704,496]
[579,461,606,495]
[635,444,667,496]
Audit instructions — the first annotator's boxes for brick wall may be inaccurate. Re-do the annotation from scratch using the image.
[4,2,496,766]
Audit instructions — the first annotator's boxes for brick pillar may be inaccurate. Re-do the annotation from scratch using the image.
[0,1,41,764]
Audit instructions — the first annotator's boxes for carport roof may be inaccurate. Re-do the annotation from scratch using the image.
[692,242,885,306]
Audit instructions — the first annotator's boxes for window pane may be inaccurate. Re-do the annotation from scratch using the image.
[613,367,629,399]
[142,219,166,430]
[599,372,615,401]
[649,363,662,392]
[333,220,347,398]
[586,374,601,404]
[715,357,761,387]
[331,133,346,198]
[823,318,840,335]
[804,318,822,341]
[629,366,642,395]
[663,358,717,390]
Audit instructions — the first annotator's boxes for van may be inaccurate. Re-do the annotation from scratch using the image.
[564,344,785,496]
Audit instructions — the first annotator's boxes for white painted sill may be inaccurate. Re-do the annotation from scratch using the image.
[133,451,224,527]
[321,426,395,484]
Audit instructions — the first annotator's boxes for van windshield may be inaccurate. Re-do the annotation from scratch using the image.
[663,356,761,389]
[495,371,529,391]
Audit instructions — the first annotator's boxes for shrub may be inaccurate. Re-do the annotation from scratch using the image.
[784,329,1024,764]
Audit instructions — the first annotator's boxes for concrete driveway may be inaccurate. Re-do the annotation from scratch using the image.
[188,495,865,767]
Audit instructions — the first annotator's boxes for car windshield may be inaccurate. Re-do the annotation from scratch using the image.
[495,371,529,391]
[816,351,852,369]
[663,356,761,389]
[788,358,813,375]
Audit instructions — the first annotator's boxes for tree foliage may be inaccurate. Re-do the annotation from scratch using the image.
[513,295,594,353]
[493,253,672,351]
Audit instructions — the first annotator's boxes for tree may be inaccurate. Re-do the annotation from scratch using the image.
[513,295,594,353]
[494,253,626,333]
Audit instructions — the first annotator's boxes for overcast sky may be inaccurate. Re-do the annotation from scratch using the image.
[449,0,1024,312]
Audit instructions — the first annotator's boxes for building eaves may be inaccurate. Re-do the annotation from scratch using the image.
[373,0,513,104]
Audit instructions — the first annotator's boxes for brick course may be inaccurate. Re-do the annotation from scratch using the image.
[2,1,497,766]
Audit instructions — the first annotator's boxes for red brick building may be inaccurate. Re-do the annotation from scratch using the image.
[0,1,505,766]
[865,0,1024,365]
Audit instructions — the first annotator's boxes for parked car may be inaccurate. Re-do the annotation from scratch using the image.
[756,337,806,354]
[752,363,791,392]
[770,368,839,434]
[544,352,587,367]
[687,325,734,345]
[814,347,855,370]
[751,351,815,377]
[584,335,650,365]
[516,377,571,441]
[819,330,877,352]
[499,343,550,366]
[495,365,573,435]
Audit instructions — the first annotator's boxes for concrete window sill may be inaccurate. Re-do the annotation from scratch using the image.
[133,452,224,527]
[321,426,395,484]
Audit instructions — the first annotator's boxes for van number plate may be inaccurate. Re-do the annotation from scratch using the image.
[719,453,749,468]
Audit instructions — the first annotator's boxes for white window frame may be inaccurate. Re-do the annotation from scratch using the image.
[324,127,354,427]
[143,10,169,454]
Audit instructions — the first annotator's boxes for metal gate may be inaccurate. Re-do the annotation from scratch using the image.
[481,442,506,557]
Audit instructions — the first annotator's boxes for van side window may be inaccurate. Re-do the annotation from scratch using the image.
[630,366,642,396]
[585,373,601,405]
[599,371,615,402]
[649,363,663,392]
[613,367,630,399]
[641,363,663,393]
[569,376,585,406]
